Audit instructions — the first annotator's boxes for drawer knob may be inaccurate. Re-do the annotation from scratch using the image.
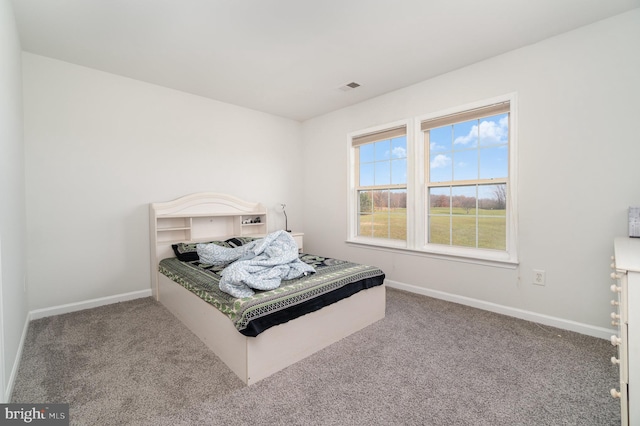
[611,356,621,365]
[612,321,619,326]
[611,388,622,399]
[611,312,621,320]
[611,262,616,269]
[611,284,622,293]
[611,300,620,306]
[611,272,622,280]
[611,335,622,346]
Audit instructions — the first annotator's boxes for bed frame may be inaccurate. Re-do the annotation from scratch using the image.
[149,193,386,385]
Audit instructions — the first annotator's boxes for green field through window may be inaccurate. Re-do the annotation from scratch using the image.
[429,207,506,250]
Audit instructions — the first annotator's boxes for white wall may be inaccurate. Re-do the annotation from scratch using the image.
[0,0,27,402]
[301,9,640,333]
[22,53,303,310]
[17,6,640,339]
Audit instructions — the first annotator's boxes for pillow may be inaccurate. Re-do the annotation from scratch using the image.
[225,236,259,248]
[172,240,231,261]
[171,237,259,262]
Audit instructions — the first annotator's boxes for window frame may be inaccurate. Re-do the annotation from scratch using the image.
[348,119,413,249]
[347,94,518,267]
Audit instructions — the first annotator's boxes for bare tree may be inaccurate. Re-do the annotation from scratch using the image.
[430,194,449,208]
[373,191,389,210]
[390,191,407,209]
[493,185,506,209]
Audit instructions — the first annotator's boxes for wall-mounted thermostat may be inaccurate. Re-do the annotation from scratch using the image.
[630,207,640,238]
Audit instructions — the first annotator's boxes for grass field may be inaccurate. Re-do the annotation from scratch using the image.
[359,207,506,249]
[359,208,407,240]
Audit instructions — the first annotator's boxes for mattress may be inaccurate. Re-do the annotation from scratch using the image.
[158,253,385,337]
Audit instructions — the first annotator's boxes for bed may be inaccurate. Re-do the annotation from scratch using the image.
[149,193,386,385]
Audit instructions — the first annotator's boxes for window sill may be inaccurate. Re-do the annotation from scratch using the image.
[345,238,519,269]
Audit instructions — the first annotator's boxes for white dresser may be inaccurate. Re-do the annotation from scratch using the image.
[611,237,640,425]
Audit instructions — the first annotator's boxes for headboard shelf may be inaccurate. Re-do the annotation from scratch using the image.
[160,212,263,218]
[149,193,269,298]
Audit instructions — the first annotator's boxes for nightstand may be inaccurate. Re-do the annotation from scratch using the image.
[290,232,304,252]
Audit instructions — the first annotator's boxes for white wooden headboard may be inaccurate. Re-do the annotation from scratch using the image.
[149,193,267,299]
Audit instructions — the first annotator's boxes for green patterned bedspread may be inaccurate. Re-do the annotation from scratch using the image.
[158,254,385,336]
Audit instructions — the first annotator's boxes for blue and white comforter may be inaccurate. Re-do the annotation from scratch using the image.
[197,230,315,298]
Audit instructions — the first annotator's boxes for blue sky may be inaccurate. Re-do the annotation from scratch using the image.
[359,136,407,186]
[358,113,508,187]
[429,113,508,182]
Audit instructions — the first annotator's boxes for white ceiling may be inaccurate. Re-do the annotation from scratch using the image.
[10,0,640,121]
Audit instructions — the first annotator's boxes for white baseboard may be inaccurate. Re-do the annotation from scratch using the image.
[3,312,29,403]
[385,280,615,341]
[4,289,152,402]
[29,289,152,320]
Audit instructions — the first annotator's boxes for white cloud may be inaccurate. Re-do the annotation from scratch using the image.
[430,154,451,168]
[478,118,508,145]
[392,146,406,158]
[430,141,448,151]
[454,125,478,146]
[453,116,508,147]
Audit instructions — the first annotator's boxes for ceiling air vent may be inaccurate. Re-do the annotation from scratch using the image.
[339,82,361,91]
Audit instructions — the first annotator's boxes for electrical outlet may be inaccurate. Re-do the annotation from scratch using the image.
[533,269,545,286]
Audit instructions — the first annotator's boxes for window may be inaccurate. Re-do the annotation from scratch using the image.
[423,102,510,252]
[352,125,407,242]
[348,95,517,265]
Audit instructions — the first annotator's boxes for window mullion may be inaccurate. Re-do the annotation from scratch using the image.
[355,184,407,191]
[475,185,479,248]
[428,178,506,188]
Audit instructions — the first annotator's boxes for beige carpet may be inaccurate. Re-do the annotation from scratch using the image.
[12,288,621,425]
